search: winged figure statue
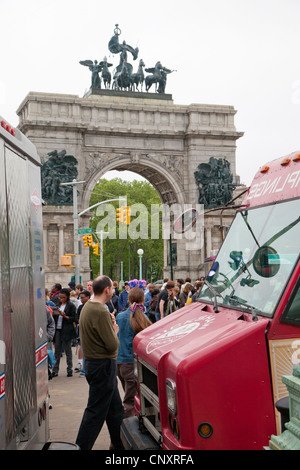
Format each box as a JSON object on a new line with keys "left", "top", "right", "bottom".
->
{"left": 79, "top": 60, "right": 103, "bottom": 89}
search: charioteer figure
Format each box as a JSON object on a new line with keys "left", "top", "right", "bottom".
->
{"left": 108, "top": 24, "right": 139, "bottom": 90}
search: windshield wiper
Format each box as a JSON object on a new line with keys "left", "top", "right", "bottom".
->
{"left": 228, "top": 296, "right": 260, "bottom": 321}
{"left": 204, "top": 280, "right": 223, "bottom": 313}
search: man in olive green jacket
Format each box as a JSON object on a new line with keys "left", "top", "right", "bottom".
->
{"left": 76, "top": 276, "right": 125, "bottom": 450}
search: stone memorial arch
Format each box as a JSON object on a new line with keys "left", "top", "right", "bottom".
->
{"left": 16, "top": 23, "right": 243, "bottom": 286}
{"left": 17, "top": 89, "right": 243, "bottom": 287}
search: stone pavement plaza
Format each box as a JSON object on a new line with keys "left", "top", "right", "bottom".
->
{"left": 48, "top": 348, "right": 124, "bottom": 450}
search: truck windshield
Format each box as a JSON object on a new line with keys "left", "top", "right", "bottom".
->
{"left": 198, "top": 198, "right": 300, "bottom": 317}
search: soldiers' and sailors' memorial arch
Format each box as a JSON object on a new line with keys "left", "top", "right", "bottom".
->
{"left": 17, "top": 25, "right": 244, "bottom": 286}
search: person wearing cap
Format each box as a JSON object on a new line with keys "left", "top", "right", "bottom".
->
{"left": 144, "top": 283, "right": 154, "bottom": 313}
{"left": 118, "top": 282, "right": 130, "bottom": 312}
{"left": 155, "top": 281, "right": 175, "bottom": 321}
{"left": 68, "top": 281, "right": 76, "bottom": 291}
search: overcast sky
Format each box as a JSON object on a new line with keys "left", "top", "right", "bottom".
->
{"left": 1, "top": 0, "right": 299, "bottom": 186}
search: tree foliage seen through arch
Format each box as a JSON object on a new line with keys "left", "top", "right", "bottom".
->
{"left": 88, "top": 178, "right": 164, "bottom": 282}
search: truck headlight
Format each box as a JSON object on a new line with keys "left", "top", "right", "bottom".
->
{"left": 166, "top": 379, "right": 177, "bottom": 415}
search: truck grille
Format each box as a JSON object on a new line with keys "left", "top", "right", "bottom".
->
{"left": 137, "top": 357, "right": 161, "bottom": 444}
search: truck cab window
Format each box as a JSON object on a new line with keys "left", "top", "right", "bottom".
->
{"left": 199, "top": 198, "right": 300, "bottom": 318}
{"left": 281, "top": 279, "right": 300, "bottom": 325}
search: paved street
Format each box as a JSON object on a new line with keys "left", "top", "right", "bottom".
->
{"left": 48, "top": 347, "right": 124, "bottom": 450}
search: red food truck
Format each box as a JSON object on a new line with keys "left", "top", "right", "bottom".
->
{"left": 121, "top": 151, "right": 300, "bottom": 450}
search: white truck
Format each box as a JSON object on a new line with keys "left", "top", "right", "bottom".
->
{"left": 0, "top": 116, "right": 49, "bottom": 449}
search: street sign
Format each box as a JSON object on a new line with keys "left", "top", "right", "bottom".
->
{"left": 78, "top": 228, "right": 93, "bottom": 234}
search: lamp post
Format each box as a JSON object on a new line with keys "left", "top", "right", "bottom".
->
{"left": 80, "top": 197, "right": 124, "bottom": 280}
{"left": 60, "top": 179, "right": 86, "bottom": 285}
{"left": 137, "top": 248, "right": 144, "bottom": 280}
{"left": 95, "top": 230, "right": 109, "bottom": 276}
{"left": 120, "top": 261, "right": 124, "bottom": 287}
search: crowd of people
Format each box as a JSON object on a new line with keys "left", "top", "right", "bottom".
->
{"left": 45, "top": 274, "right": 205, "bottom": 450}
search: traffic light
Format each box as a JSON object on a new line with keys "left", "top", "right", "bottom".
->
{"left": 125, "top": 206, "right": 131, "bottom": 225}
{"left": 116, "top": 206, "right": 131, "bottom": 224}
{"left": 92, "top": 243, "right": 99, "bottom": 255}
{"left": 82, "top": 235, "right": 89, "bottom": 246}
{"left": 116, "top": 206, "right": 126, "bottom": 224}
{"left": 82, "top": 234, "right": 93, "bottom": 246}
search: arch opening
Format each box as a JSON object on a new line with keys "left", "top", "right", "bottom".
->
{"left": 81, "top": 157, "right": 186, "bottom": 211}
{"left": 85, "top": 164, "right": 178, "bottom": 283}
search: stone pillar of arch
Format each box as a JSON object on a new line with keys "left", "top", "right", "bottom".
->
{"left": 17, "top": 90, "right": 243, "bottom": 287}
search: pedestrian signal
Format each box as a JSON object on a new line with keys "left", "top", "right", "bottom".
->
{"left": 60, "top": 255, "right": 72, "bottom": 266}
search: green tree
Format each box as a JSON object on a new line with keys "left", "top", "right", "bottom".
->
{"left": 88, "top": 178, "right": 164, "bottom": 282}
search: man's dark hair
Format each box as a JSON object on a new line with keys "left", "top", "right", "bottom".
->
{"left": 93, "top": 276, "right": 112, "bottom": 295}
{"left": 55, "top": 283, "right": 62, "bottom": 291}
{"left": 151, "top": 288, "right": 160, "bottom": 297}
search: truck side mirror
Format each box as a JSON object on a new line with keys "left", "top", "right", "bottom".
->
{"left": 253, "top": 246, "right": 280, "bottom": 278}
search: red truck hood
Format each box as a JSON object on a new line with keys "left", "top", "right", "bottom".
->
{"left": 134, "top": 302, "right": 270, "bottom": 368}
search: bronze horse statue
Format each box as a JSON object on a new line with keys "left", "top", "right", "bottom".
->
{"left": 145, "top": 61, "right": 162, "bottom": 92}
{"left": 145, "top": 61, "right": 174, "bottom": 93}
{"left": 112, "top": 61, "right": 132, "bottom": 91}
{"left": 100, "top": 57, "right": 113, "bottom": 89}
{"left": 130, "top": 59, "right": 145, "bottom": 91}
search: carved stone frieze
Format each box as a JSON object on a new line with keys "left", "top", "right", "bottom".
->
{"left": 144, "top": 153, "right": 183, "bottom": 179}
{"left": 85, "top": 152, "right": 103, "bottom": 174}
